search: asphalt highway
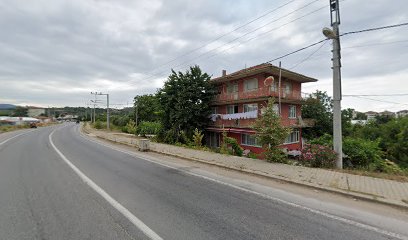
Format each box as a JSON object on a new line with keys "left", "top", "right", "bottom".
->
{"left": 0, "top": 124, "right": 407, "bottom": 240}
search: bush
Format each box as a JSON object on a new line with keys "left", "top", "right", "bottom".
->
{"left": 137, "top": 121, "right": 163, "bottom": 136}
{"left": 178, "top": 130, "right": 191, "bottom": 145}
{"left": 301, "top": 144, "right": 337, "bottom": 168}
{"left": 309, "top": 133, "right": 332, "bottom": 147}
{"left": 192, "top": 128, "right": 204, "bottom": 147}
{"left": 123, "top": 119, "right": 137, "bottom": 134}
{"left": 221, "top": 133, "right": 243, "bottom": 156}
{"left": 308, "top": 135, "right": 384, "bottom": 168}
{"left": 93, "top": 120, "right": 105, "bottom": 129}
{"left": 264, "top": 148, "right": 288, "bottom": 163}
{"left": 369, "top": 159, "right": 403, "bottom": 174}
{"left": 343, "top": 137, "right": 383, "bottom": 168}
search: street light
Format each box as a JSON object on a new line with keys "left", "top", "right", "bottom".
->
{"left": 323, "top": 0, "right": 343, "bottom": 169}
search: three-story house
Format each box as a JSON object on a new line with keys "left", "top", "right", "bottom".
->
{"left": 206, "top": 63, "right": 317, "bottom": 155}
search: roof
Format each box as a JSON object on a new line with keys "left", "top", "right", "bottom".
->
{"left": 211, "top": 63, "right": 318, "bottom": 83}
{"left": 365, "top": 111, "right": 378, "bottom": 115}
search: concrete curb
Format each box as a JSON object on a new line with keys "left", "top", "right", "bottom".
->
{"left": 81, "top": 125, "right": 408, "bottom": 211}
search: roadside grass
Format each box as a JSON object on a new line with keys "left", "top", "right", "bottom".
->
{"left": 334, "top": 168, "right": 408, "bottom": 182}
{"left": 0, "top": 125, "right": 30, "bottom": 133}
{"left": 86, "top": 122, "right": 408, "bottom": 182}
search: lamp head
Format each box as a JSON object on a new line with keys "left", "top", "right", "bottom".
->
{"left": 322, "top": 27, "right": 336, "bottom": 39}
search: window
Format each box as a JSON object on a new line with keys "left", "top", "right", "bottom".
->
{"left": 243, "top": 103, "right": 258, "bottom": 113}
{"left": 226, "top": 83, "right": 238, "bottom": 94}
{"left": 211, "top": 107, "right": 217, "bottom": 114}
{"left": 227, "top": 105, "right": 239, "bottom": 114}
{"left": 244, "top": 78, "right": 258, "bottom": 91}
{"left": 288, "top": 105, "right": 296, "bottom": 118}
{"left": 284, "top": 82, "right": 292, "bottom": 95}
{"left": 242, "top": 134, "right": 260, "bottom": 147}
{"left": 285, "top": 128, "right": 299, "bottom": 144}
{"left": 271, "top": 81, "right": 279, "bottom": 92}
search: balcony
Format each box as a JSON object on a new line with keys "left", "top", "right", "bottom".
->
{"left": 215, "top": 87, "right": 307, "bottom": 103}
{"left": 209, "top": 113, "right": 315, "bottom": 129}
{"left": 210, "top": 111, "right": 257, "bottom": 128}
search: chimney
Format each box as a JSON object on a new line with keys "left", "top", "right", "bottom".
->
{"left": 222, "top": 70, "right": 227, "bottom": 76}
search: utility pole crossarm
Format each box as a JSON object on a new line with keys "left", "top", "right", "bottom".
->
{"left": 90, "top": 91, "right": 110, "bottom": 130}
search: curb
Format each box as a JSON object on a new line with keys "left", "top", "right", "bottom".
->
{"left": 81, "top": 125, "right": 408, "bottom": 211}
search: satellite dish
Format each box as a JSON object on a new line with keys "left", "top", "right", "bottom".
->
{"left": 264, "top": 76, "right": 274, "bottom": 86}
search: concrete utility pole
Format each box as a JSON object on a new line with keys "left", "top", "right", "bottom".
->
{"left": 91, "top": 92, "right": 110, "bottom": 130}
{"left": 323, "top": 0, "right": 342, "bottom": 168}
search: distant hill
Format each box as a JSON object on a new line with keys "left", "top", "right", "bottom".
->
{"left": 0, "top": 104, "right": 17, "bottom": 110}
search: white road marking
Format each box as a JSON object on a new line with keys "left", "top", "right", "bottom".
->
{"left": 78, "top": 126, "right": 408, "bottom": 240}
{"left": 0, "top": 129, "right": 36, "bottom": 146}
{"left": 49, "top": 127, "right": 163, "bottom": 240}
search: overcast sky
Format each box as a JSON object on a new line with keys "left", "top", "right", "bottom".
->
{"left": 0, "top": 0, "right": 407, "bottom": 112}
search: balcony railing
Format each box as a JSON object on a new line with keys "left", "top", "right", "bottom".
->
{"left": 215, "top": 87, "right": 307, "bottom": 102}
{"left": 209, "top": 114, "right": 315, "bottom": 128}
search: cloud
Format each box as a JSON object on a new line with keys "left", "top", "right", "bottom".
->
{"left": 0, "top": 0, "right": 407, "bottom": 111}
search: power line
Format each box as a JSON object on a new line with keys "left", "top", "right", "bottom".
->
{"left": 122, "top": 0, "right": 299, "bottom": 84}
{"left": 340, "top": 22, "right": 408, "bottom": 37}
{"left": 199, "top": 4, "right": 328, "bottom": 65}
{"left": 266, "top": 38, "right": 328, "bottom": 63}
{"left": 265, "top": 22, "right": 408, "bottom": 64}
{"left": 348, "top": 96, "right": 408, "bottom": 106}
{"left": 147, "top": 0, "right": 298, "bottom": 69}
{"left": 154, "top": 2, "right": 328, "bottom": 78}
{"left": 125, "top": 0, "right": 326, "bottom": 86}
{"left": 289, "top": 40, "right": 328, "bottom": 69}
{"left": 344, "top": 94, "right": 408, "bottom": 97}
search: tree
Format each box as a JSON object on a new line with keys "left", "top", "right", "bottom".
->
{"left": 134, "top": 94, "right": 161, "bottom": 125}
{"left": 254, "top": 98, "right": 290, "bottom": 163}
{"left": 11, "top": 106, "right": 28, "bottom": 117}
{"left": 157, "top": 65, "right": 217, "bottom": 141}
{"left": 301, "top": 91, "right": 333, "bottom": 139}
{"left": 353, "top": 111, "right": 367, "bottom": 120}
{"left": 341, "top": 108, "right": 354, "bottom": 137}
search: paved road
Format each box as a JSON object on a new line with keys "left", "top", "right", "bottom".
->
{"left": 0, "top": 123, "right": 407, "bottom": 240}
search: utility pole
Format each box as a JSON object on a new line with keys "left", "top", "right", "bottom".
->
{"left": 91, "top": 92, "right": 110, "bottom": 130}
{"left": 90, "top": 92, "right": 97, "bottom": 123}
{"left": 278, "top": 61, "right": 282, "bottom": 115}
{"left": 323, "top": 0, "right": 342, "bottom": 168}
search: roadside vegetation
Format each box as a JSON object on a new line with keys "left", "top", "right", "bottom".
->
{"left": 0, "top": 124, "right": 30, "bottom": 133}
{"left": 301, "top": 90, "right": 408, "bottom": 178}
{"left": 86, "top": 66, "right": 407, "bottom": 180}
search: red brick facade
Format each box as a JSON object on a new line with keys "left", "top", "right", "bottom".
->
{"left": 206, "top": 63, "right": 317, "bottom": 157}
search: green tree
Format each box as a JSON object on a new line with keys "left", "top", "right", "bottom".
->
{"left": 254, "top": 98, "right": 290, "bottom": 163}
{"left": 301, "top": 91, "right": 333, "bottom": 139}
{"left": 11, "top": 106, "right": 28, "bottom": 117}
{"left": 134, "top": 94, "right": 161, "bottom": 125}
{"left": 157, "top": 65, "right": 217, "bottom": 142}
{"left": 353, "top": 111, "right": 367, "bottom": 120}
{"left": 341, "top": 108, "right": 354, "bottom": 137}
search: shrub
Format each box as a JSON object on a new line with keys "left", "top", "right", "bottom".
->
{"left": 309, "top": 133, "right": 332, "bottom": 147}
{"left": 178, "top": 130, "right": 191, "bottom": 145}
{"left": 221, "top": 132, "right": 243, "bottom": 156}
{"left": 343, "top": 137, "right": 383, "bottom": 168}
{"left": 264, "top": 148, "right": 288, "bottom": 163}
{"left": 301, "top": 144, "right": 337, "bottom": 168}
{"left": 93, "top": 120, "right": 105, "bottom": 129}
{"left": 124, "top": 119, "right": 137, "bottom": 134}
{"left": 192, "top": 128, "right": 204, "bottom": 147}
{"left": 369, "top": 159, "right": 403, "bottom": 174}
{"left": 137, "top": 121, "right": 163, "bottom": 136}
{"left": 308, "top": 135, "right": 384, "bottom": 168}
